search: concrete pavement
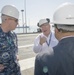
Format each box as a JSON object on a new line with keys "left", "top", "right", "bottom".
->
{"left": 19, "top": 57, "right": 35, "bottom": 71}
{"left": 17, "top": 33, "right": 39, "bottom": 75}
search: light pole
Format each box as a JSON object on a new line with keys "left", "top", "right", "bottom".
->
{"left": 24, "top": 0, "right": 27, "bottom": 33}
{"left": 21, "top": 9, "right": 24, "bottom": 33}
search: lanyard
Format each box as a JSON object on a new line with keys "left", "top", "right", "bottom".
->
{"left": 46, "top": 33, "right": 52, "bottom": 46}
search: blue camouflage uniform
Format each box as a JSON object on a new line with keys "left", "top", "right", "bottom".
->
{"left": 0, "top": 27, "right": 21, "bottom": 75}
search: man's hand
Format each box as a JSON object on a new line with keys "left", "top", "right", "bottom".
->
{"left": 40, "top": 36, "right": 46, "bottom": 45}
{"left": 0, "top": 64, "right": 5, "bottom": 72}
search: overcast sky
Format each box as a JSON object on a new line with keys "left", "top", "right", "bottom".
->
{"left": 0, "top": 0, "right": 74, "bottom": 28}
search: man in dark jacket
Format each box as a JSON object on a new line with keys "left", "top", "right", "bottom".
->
{"left": 34, "top": 2, "right": 74, "bottom": 75}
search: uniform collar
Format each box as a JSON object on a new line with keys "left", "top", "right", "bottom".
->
{"left": 60, "top": 35, "right": 74, "bottom": 41}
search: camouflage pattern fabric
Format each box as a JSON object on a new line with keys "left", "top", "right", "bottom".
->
{"left": 0, "top": 27, "right": 21, "bottom": 75}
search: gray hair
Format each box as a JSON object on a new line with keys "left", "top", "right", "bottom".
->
{"left": 57, "top": 25, "right": 74, "bottom": 32}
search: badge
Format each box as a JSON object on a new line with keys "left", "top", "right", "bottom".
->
{"left": 43, "top": 66, "right": 48, "bottom": 73}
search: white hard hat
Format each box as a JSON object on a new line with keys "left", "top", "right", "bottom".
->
{"left": 1, "top": 5, "right": 19, "bottom": 19}
{"left": 53, "top": 2, "right": 74, "bottom": 25}
{"left": 37, "top": 18, "right": 50, "bottom": 27}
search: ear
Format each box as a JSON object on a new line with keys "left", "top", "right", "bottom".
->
{"left": 46, "top": 18, "right": 50, "bottom": 23}
{"left": 55, "top": 28, "right": 63, "bottom": 35}
{"left": 37, "top": 23, "right": 39, "bottom": 27}
{"left": 55, "top": 28, "right": 58, "bottom": 33}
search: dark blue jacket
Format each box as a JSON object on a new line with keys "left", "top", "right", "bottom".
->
{"left": 34, "top": 37, "right": 74, "bottom": 75}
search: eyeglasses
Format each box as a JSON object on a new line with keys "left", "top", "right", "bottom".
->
{"left": 8, "top": 18, "right": 18, "bottom": 22}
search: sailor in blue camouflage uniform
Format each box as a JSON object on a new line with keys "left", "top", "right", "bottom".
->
{"left": 0, "top": 5, "right": 21, "bottom": 75}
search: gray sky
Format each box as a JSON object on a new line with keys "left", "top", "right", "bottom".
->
{"left": 0, "top": 0, "right": 74, "bottom": 28}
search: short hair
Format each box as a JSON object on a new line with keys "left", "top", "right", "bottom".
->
{"left": 54, "top": 24, "right": 74, "bottom": 32}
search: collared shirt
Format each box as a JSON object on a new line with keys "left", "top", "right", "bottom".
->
{"left": 0, "top": 27, "right": 21, "bottom": 75}
{"left": 33, "top": 31, "right": 58, "bottom": 53}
